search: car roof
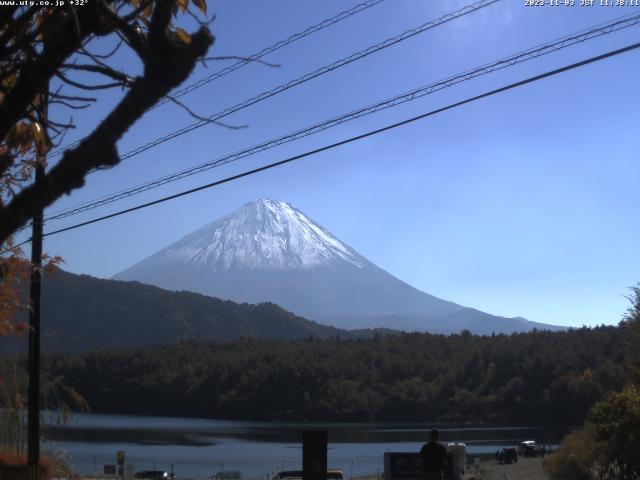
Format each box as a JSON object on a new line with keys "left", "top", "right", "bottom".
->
{"left": 134, "top": 472, "right": 168, "bottom": 479}
{"left": 276, "top": 470, "right": 343, "bottom": 479}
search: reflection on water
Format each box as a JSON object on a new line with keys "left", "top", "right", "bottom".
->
{"left": 42, "top": 413, "right": 570, "bottom": 479}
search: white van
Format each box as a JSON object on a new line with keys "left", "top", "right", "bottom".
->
{"left": 272, "top": 469, "right": 344, "bottom": 480}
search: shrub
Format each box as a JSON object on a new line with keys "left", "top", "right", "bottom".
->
{"left": 591, "top": 461, "right": 640, "bottom": 480}
{"left": 0, "top": 451, "right": 51, "bottom": 480}
{"left": 544, "top": 425, "right": 602, "bottom": 480}
{"left": 589, "top": 386, "right": 640, "bottom": 475}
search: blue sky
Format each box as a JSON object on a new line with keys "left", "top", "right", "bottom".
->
{"left": 25, "top": 0, "right": 640, "bottom": 328}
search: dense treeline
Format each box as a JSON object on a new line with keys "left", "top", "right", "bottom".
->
{"left": 544, "top": 287, "right": 640, "bottom": 480}
{"left": 38, "top": 325, "right": 630, "bottom": 426}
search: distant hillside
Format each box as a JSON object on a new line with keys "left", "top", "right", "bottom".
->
{"left": 1, "top": 268, "right": 352, "bottom": 353}
{"left": 114, "top": 199, "right": 565, "bottom": 334}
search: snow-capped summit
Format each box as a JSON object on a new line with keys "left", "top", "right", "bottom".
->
{"left": 114, "top": 199, "right": 559, "bottom": 334}
{"left": 123, "top": 199, "right": 364, "bottom": 273}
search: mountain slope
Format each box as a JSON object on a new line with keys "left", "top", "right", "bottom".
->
{"left": 114, "top": 199, "right": 563, "bottom": 334}
{"left": 1, "top": 268, "right": 351, "bottom": 353}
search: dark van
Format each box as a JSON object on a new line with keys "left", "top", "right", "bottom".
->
{"left": 497, "top": 448, "right": 518, "bottom": 464}
{"left": 134, "top": 471, "right": 170, "bottom": 479}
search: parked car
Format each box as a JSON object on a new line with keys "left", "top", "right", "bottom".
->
{"left": 326, "top": 469, "right": 344, "bottom": 480}
{"left": 213, "top": 471, "right": 242, "bottom": 480}
{"left": 523, "top": 444, "right": 546, "bottom": 457}
{"left": 517, "top": 440, "right": 536, "bottom": 454}
{"left": 497, "top": 447, "right": 518, "bottom": 464}
{"left": 272, "top": 470, "right": 303, "bottom": 480}
{"left": 272, "top": 469, "right": 343, "bottom": 480}
{"left": 134, "top": 471, "right": 170, "bottom": 480}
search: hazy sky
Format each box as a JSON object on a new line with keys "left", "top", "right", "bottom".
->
{"left": 22, "top": 0, "right": 640, "bottom": 328}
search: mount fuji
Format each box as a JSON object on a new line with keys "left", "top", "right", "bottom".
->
{"left": 114, "top": 199, "right": 562, "bottom": 334}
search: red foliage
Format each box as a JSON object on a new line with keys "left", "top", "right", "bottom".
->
{"left": 0, "top": 452, "right": 51, "bottom": 480}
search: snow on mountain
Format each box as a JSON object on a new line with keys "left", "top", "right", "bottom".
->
{"left": 114, "top": 199, "right": 563, "bottom": 334}
{"left": 128, "top": 199, "right": 364, "bottom": 273}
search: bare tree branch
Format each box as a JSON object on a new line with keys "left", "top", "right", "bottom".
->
{"left": 122, "top": 0, "right": 154, "bottom": 22}
{"left": 56, "top": 71, "right": 127, "bottom": 91}
{"left": 203, "top": 55, "right": 281, "bottom": 68}
{"left": 183, "top": 5, "right": 216, "bottom": 28}
{"left": 78, "top": 40, "right": 124, "bottom": 60}
{"left": 164, "top": 94, "right": 247, "bottom": 129}
{"left": 50, "top": 100, "right": 92, "bottom": 110}
{"left": 77, "top": 46, "right": 119, "bottom": 72}
{"left": 0, "top": 0, "right": 214, "bottom": 244}
{"left": 46, "top": 119, "right": 75, "bottom": 130}
{"left": 60, "top": 63, "right": 134, "bottom": 85}
{"left": 111, "top": 18, "right": 148, "bottom": 59}
{"left": 50, "top": 92, "right": 97, "bottom": 103}
{"left": 0, "top": 6, "right": 40, "bottom": 60}
{"left": 0, "top": 6, "right": 109, "bottom": 141}
{"left": 50, "top": 127, "right": 71, "bottom": 149}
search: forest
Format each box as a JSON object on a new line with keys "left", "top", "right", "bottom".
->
{"left": 24, "top": 324, "right": 631, "bottom": 426}
{"left": 0, "top": 268, "right": 353, "bottom": 354}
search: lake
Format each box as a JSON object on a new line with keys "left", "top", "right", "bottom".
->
{"left": 41, "top": 413, "right": 569, "bottom": 479}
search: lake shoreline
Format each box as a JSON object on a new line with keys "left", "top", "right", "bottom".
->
{"left": 76, "top": 457, "right": 551, "bottom": 480}
{"left": 40, "top": 412, "right": 564, "bottom": 479}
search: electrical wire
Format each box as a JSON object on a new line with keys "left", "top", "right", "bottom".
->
{"left": 20, "top": 40, "right": 639, "bottom": 245}
{"left": 47, "top": 0, "right": 389, "bottom": 159}
{"left": 156, "top": 0, "right": 388, "bottom": 106}
{"left": 47, "top": 0, "right": 500, "bottom": 167}
{"left": 43, "top": 11, "right": 640, "bottom": 222}
{"left": 111, "top": 0, "right": 499, "bottom": 164}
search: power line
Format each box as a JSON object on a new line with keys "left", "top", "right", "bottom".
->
{"left": 47, "top": 0, "right": 388, "bottom": 159}
{"left": 26, "top": 41, "right": 640, "bottom": 244}
{"left": 156, "top": 0, "right": 388, "bottom": 106}
{"left": 43, "top": 12, "right": 640, "bottom": 222}
{"left": 116, "top": 0, "right": 499, "bottom": 161}
{"left": 47, "top": 0, "right": 500, "bottom": 167}
{"left": 44, "top": 0, "right": 502, "bottom": 220}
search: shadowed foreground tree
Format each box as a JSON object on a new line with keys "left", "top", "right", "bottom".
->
{"left": 622, "top": 284, "right": 640, "bottom": 385}
{"left": 545, "top": 285, "right": 640, "bottom": 480}
{"left": 0, "top": 356, "right": 89, "bottom": 456}
{"left": 0, "top": 0, "right": 215, "bottom": 335}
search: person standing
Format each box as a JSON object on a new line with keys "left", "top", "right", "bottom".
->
{"left": 419, "top": 428, "right": 447, "bottom": 480}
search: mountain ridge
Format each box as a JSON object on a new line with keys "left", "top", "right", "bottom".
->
{"left": 114, "top": 199, "right": 564, "bottom": 334}
{"left": 120, "top": 199, "right": 366, "bottom": 274}
{"left": 0, "top": 268, "right": 358, "bottom": 354}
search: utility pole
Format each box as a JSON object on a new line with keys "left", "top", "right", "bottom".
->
{"left": 302, "top": 430, "right": 327, "bottom": 480}
{"left": 26, "top": 154, "right": 44, "bottom": 479}
{"left": 27, "top": 88, "right": 47, "bottom": 480}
